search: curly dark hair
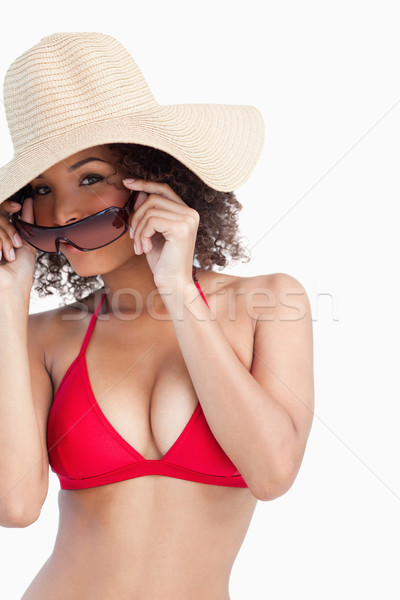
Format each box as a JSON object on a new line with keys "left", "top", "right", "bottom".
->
{"left": 10, "top": 143, "right": 251, "bottom": 305}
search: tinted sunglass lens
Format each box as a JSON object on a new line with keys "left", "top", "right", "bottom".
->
{"left": 14, "top": 220, "right": 58, "bottom": 252}
{"left": 64, "top": 208, "right": 127, "bottom": 249}
{"left": 12, "top": 199, "right": 132, "bottom": 253}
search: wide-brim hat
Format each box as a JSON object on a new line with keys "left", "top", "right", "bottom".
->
{"left": 0, "top": 32, "right": 265, "bottom": 206}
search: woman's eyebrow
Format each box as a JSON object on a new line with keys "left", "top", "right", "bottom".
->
{"left": 35, "top": 157, "right": 110, "bottom": 179}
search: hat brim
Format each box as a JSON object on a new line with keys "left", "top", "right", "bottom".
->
{"left": 0, "top": 103, "right": 264, "bottom": 204}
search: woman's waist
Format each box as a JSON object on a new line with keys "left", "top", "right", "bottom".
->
{"left": 53, "top": 505, "right": 242, "bottom": 571}
{"left": 53, "top": 477, "right": 255, "bottom": 572}
{"left": 56, "top": 492, "right": 248, "bottom": 557}
{"left": 24, "top": 550, "right": 231, "bottom": 600}
{"left": 47, "top": 526, "right": 233, "bottom": 600}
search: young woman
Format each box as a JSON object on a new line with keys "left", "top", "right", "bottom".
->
{"left": 0, "top": 33, "right": 314, "bottom": 599}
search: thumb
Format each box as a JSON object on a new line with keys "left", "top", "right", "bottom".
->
{"left": 21, "top": 196, "right": 35, "bottom": 224}
{"left": 18, "top": 196, "right": 38, "bottom": 258}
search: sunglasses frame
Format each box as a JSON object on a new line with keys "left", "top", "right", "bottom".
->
{"left": 10, "top": 190, "right": 138, "bottom": 255}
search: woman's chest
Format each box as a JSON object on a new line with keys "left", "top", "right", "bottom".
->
{"left": 49, "top": 296, "right": 255, "bottom": 461}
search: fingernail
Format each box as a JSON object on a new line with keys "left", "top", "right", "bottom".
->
{"left": 123, "top": 178, "right": 137, "bottom": 184}
{"left": 134, "top": 242, "right": 138, "bottom": 254}
{"left": 13, "top": 233, "right": 22, "bottom": 246}
{"left": 129, "top": 227, "right": 134, "bottom": 239}
{"left": 9, "top": 248, "right": 15, "bottom": 260}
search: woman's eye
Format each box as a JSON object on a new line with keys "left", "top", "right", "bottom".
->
{"left": 33, "top": 175, "right": 103, "bottom": 196}
{"left": 34, "top": 185, "right": 50, "bottom": 196}
{"left": 81, "top": 175, "right": 104, "bottom": 185}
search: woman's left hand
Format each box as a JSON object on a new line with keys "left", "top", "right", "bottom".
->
{"left": 123, "top": 179, "right": 200, "bottom": 290}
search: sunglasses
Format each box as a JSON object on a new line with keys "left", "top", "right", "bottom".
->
{"left": 9, "top": 190, "right": 139, "bottom": 254}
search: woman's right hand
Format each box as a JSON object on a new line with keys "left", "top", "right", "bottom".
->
{"left": 0, "top": 197, "right": 37, "bottom": 293}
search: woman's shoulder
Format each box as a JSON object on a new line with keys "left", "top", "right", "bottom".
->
{"left": 201, "top": 269, "right": 308, "bottom": 323}
{"left": 203, "top": 267, "right": 301, "bottom": 284}
{"left": 202, "top": 268, "right": 303, "bottom": 296}
{"left": 28, "top": 288, "right": 102, "bottom": 350}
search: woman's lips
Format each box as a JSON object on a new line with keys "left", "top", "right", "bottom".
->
{"left": 58, "top": 241, "right": 85, "bottom": 254}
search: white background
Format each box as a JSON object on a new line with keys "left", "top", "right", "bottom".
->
{"left": 1, "top": 1, "right": 399, "bottom": 598}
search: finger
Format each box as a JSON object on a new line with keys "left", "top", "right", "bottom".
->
{"left": 123, "top": 179, "right": 185, "bottom": 205}
{"left": 129, "top": 194, "right": 196, "bottom": 239}
{"left": 132, "top": 209, "right": 184, "bottom": 253}
{"left": 0, "top": 228, "right": 18, "bottom": 261}
{"left": 0, "top": 199, "right": 22, "bottom": 217}
{"left": 0, "top": 209, "right": 24, "bottom": 253}
{"left": 136, "top": 214, "right": 196, "bottom": 254}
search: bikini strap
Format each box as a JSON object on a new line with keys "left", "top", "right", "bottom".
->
{"left": 79, "top": 272, "right": 207, "bottom": 357}
{"left": 79, "top": 292, "right": 107, "bottom": 356}
{"left": 192, "top": 267, "right": 210, "bottom": 310}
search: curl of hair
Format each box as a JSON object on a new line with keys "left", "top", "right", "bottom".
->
{"left": 9, "top": 143, "right": 251, "bottom": 305}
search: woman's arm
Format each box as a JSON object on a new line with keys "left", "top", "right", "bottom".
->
{"left": 160, "top": 272, "right": 314, "bottom": 501}
{"left": 0, "top": 290, "right": 51, "bottom": 527}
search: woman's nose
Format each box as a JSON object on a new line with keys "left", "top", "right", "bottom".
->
{"left": 52, "top": 195, "right": 86, "bottom": 226}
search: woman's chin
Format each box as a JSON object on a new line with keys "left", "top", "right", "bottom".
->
{"left": 63, "top": 247, "right": 136, "bottom": 278}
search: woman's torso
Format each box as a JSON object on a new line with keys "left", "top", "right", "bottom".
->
{"left": 22, "top": 270, "right": 261, "bottom": 600}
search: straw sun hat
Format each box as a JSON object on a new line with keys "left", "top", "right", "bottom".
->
{"left": 0, "top": 31, "right": 265, "bottom": 206}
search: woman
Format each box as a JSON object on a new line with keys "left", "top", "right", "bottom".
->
{"left": 0, "top": 33, "right": 314, "bottom": 599}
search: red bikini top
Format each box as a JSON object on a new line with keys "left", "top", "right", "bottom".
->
{"left": 47, "top": 272, "right": 248, "bottom": 490}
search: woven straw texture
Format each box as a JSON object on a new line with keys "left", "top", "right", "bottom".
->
{"left": 0, "top": 32, "right": 265, "bottom": 204}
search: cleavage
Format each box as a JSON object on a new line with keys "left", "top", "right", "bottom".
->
{"left": 85, "top": 318, "right": 199, "bottom": 460}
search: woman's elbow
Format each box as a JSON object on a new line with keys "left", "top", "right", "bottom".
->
{"left": 251, "top": 461, "right": 299, "bottom": 501}
{"left": 253, "top": 476, "right": 296, "bottom": 501}
{"left": 0, "top": 500, "right": 42, "bottom": 528}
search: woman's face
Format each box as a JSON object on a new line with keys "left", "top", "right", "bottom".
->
{"left": 29, "top": 144, "right": 129, "bottom": 227}
{"left": 28, "top": 144, "right": 138, "bottom": 274}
